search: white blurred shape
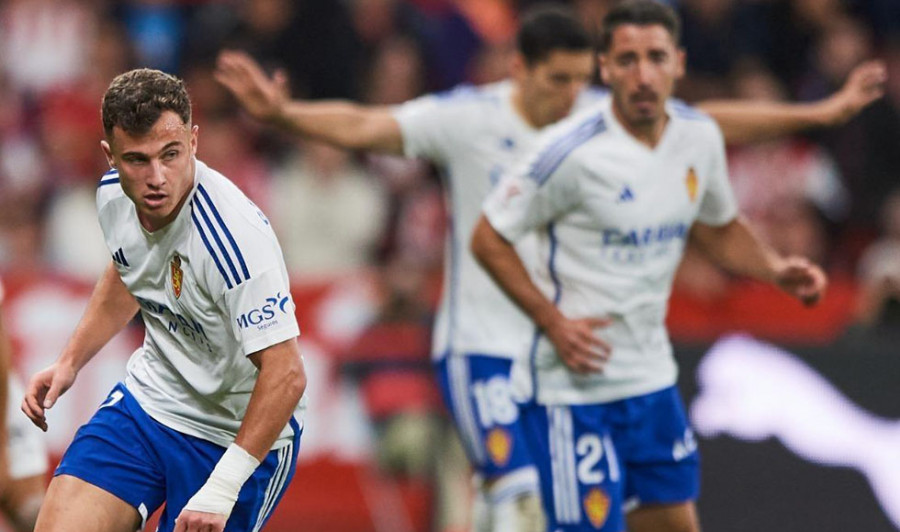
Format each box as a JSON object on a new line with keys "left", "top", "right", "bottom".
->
{"left": 691, "top": 334, "right": 900, "bottom": 528}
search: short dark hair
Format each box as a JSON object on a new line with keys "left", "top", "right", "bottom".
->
{"left": 599, "top": 0, "right": 681, "bottom": 53}
{"left": 517, "top": 5, "right": 592, "bottom": 65}
{"left": 101, "top": 68, "right": 192, "bottom": 138}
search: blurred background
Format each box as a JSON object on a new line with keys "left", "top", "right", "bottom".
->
{"left": 0, "top": 0, "right": 898, "bottom": 530}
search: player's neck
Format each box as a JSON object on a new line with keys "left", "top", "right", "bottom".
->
{"left": 612, "top": 99, "right": 668, "bottom": 148}
{"left": 511, "top": 85, "right": 550, "bottom": 129}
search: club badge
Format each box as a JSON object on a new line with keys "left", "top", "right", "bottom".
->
{"left": 685, "top": 167, "right": 698, "bottom": 202}
{"left": 584, "top": 487, "right": 611, "bottom": 529}
{"left": 171, "top": 254, "right": 183, "bottom": 299}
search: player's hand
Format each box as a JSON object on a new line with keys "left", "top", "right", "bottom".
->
{"left": 21, "top": 362, "right": 76, "bottom": 431}
{"left": 544, "top": 316, "right": 612, "bottom": 374}
{"left": 215, "top": 50, "right": 290, "bottom": 124}
{"left": 174, "top": 509, "right": 228, "bottom": 532}
{"left": 775, "top": 256, "right": 828, "bottom": 307}
{"left": 824, "top": 60, "right": 887, "bottom": 125}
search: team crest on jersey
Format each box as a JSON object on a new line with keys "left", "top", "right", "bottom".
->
{"left": 170, "top": 254, "right": 183, "bottom": 299}
{"left": 486, "top": 427, "right": 512, "bottom": 467}
{"left": 685, "top": 168, "right": 698, "bottom": 202}
{"left": 583, "top": 487, "right": 611, "bottom": 529}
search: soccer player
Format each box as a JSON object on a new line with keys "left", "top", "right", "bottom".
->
{"left": 214, "top": 6, "right": 881, "bottom": 530}
{"left": 21, "top": 69, "right": 307, "bottom": 532}
{"left": 470, "top": 1, "right": 827, "bottom": 532}
{"left": 0, "top": 277, "right": 48, "bottom": 532}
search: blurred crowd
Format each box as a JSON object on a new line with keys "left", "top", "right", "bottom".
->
{"left": 0, "top": 0, "right": 899, "bottom": 322}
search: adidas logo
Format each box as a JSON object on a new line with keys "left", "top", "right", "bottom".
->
{"left": 112, "top": 247, "right": 130, "bottom": 268}
{"left": 618, "top": 185, "right": 635, "bottom": 203}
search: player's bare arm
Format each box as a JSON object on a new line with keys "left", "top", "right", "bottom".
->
{"left": 175, "top": 338, "right": 306, "bottom": 532}
{"left": 689, "top": 218, "right": 828, "bottom": 306}
{"left": 22, "top": 263, "right": 139, "bottom": 431}
{"left": 215, "top": 50, "right": 404, "bottom": 154}
{"left": 471, "top": 215, "right": 611, "bottom": 374}
{"left": 699, "top": 60, "right": 887, "bottom": 145}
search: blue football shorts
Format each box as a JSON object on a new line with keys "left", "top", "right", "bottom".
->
{"left": 434, "top": 354, "right": 539, "bottom": 499}
{"left": 521, "top": 385, "right": 699, "bottom": 531}
{"left": 56, "top": 383, "right": 301, "bottom": 532}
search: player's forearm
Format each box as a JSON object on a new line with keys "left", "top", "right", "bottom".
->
{"left": 57, "top": 263, "right": 139, "bottom": 374}
{"left": 275, "top": 100, "right": 404, "bottom": 155}
{"left": 689, "top": 218, "right": 783, "bottom": 283}
{"left": 699, "top": 100, "right": 831, "bottom": 145}
{"left": 235, "top": 339, "right": 306, "bottom": 461}
{"left": 181, "top": 343, "right": 304, "bottom": 521}
{"left": 471, "top": 216, "right": 562, "bottom": 331}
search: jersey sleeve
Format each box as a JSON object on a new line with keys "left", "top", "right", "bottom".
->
{"left": 194, "top": 181, "right": 300, "bottom": 356}
{"left": 696, "top": 124, "right": 739, "bottom": 226}
{"left": 392, "top": 87, "right": 473, "bottom": 164}
{"left": 482, "top": 132, "right": 583, "bottom": 242}
{"left": 224, "top": 265, "right": 300, "bottom": 356}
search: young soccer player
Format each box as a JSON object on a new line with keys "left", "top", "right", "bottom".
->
{"left": 22, "top": 69, "right": 307, "bottom": 532}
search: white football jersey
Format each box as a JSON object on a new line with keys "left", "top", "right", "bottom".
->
{"left": 97, "top": 160, "right": 302, "bottom": 449}
{"left": 484, "top": 97, "right": 738, "bottom": 405}
{"left": 394, "top": 80, "right": 607, "bottom": 361}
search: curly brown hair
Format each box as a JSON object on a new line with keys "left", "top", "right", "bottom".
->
{"left": 101, "top": 68, "right": 192, "bottom": 138}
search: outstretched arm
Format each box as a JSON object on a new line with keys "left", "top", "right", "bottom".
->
{"left": 689, "top": 217, "right": 828, "bottom": 306}
{"left": 177, "top": 338, "right": 305, "bottom": 532}
{"left": 215, "top": 50, "right": 404, "bottom": 154}
{"left": 699, "top": 60, "right": 886, "bottom": 145}
{"left": 21, "top": 263, "right": 138, "bottom": 431}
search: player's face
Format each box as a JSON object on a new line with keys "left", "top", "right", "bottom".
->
{"left": 518, "top": 49, "right": 594, "bottom": 127}
{"left": 101, "top": 111, "right": 198, "bottom": 232}
{"left": 600, "top": 24, "right": 685, "bottom": 129}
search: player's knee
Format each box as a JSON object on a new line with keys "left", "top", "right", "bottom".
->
{"left": 491, "top": 491, "right": 545, "bottom": 532}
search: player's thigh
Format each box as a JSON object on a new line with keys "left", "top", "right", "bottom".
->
{"left": 156, "top": 420, "right": 302, "bottom": 532}
{"left": 35, "top": 474, "right": 141, "bottom": 532}
{"left": 519, "top": 402, "right": 625, "bottom": 532}
{"left": 434, "top": 354, "right": 535, "bottom": 481}
{"left": 612, "top": 386, "right": 699, "bottom": 509}
{"left": 0, "top": 474, "right": 45, "bottom": 531}
{"left": 626, "top": 501, "right": 700, "bottom": 532}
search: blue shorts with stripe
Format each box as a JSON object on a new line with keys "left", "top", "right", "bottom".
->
{"left": 55, "top": 383, "right": 300, "bottom": 532}
{"left": 521, "top": 386, "right": 699, "bottom": 531}
{"left": 434, "top": 354, "right": 538, "bottom": 492}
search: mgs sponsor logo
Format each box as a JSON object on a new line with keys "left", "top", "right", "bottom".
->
{"left": 236, "top": 292, "right": 291, "bottom": 331}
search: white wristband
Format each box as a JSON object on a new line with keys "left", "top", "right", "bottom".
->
{"left": 183, "top": 443, "right": 261, "bottom": 518}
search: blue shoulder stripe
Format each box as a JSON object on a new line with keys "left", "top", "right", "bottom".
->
{"left": 528, "top": 114, "right": 606, "bottom": 186}
{"left": 98, "top": 172, "right": 120, "bottom": 187}
{"left": 191, "top": 201, "right": 234, "bottom": 289}
{"left": 193, "top": 197, "right": 243, "bottom": 287}
{"left": 197, "top": 184, "right": 251, "bottom": 282}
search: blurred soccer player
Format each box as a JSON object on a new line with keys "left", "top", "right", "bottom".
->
{"left": 21, "top": 69, "right": 307, "bottom": 532}
{"left": 471, "top": 1, "right": 827, "bottom": 531}
{"left": 215, "top": 6, "right": 881, "bottom": 530}
{"left": 0, "top": 278, "right": 47, "bottom": 532}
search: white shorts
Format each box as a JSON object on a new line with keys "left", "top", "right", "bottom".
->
{"left": 7, "top": 376, "right": 47, "bottom": 480}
